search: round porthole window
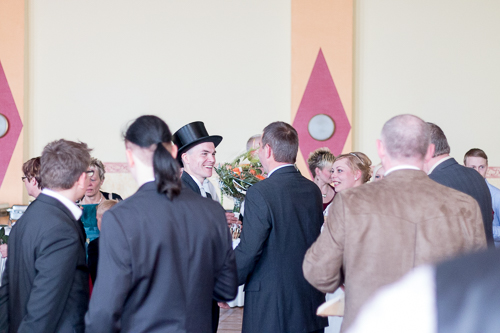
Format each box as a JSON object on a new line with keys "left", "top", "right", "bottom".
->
{"left": 0, "top": 114, "right": 8, "bottom": 138}
{"left": 308, "top": 114, "right": 335, "bottom": 141}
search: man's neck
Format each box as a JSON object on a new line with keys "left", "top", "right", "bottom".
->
{"left": 383, "top": 158, "right": 424, "bottom": 173}
{"left": 424, "top": 154, "right": 450, "bottom": 174}
{"left": 48, "top": 187, "right": 80, "bottom": 203}
{"left": 265, "top": 161, "right": 291, "bottom": 174}
{"left": 183, "top": 168, "right": 205, "bottom": 184}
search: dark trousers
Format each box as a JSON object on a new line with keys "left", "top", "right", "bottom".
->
{"left": 212, "top": 299, "right": 220, "bottom": 333}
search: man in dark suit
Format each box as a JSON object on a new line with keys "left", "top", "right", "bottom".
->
{"left": 424, "top": 123, "right": 494, "bottom": 247}
{"left": 0, "top": 139, "right": 92, "bottom": 333}
{"left": 85, "top": 115, "right": 237, "bottom": 332}
{"left": 173, "top": 121, "right": 238, "bottom": 332}
{"left": 235, "top": 121, "right": 328, "bottom": 333}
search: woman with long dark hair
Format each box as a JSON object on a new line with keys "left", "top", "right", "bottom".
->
{"left": 85, "top": 115, "right": 237, "bottom": 332}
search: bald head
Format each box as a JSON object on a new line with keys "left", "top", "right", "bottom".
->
{"left": 380, "top": 114, "right": 430, "bottom": 161}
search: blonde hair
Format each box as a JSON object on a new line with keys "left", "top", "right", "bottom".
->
{"left": 335, "top": 152, "right": 372, "bottom": 183}
{"left": 307, "top": 148, "right": 335, "bottom": 178}
{"left": 96, "top": 200, "right": 118, "bottom": 218}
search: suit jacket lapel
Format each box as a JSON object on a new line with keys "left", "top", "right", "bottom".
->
{"left": 181, "top": 171, "right": 202, "bottom": 195}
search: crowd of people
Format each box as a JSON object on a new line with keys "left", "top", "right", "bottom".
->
{"left": 0, "top": 113, "right": 498, "bottom": 333}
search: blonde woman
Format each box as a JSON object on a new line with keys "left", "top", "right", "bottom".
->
{"left": 331, "top": 152, "right": 372, "bottom": 192}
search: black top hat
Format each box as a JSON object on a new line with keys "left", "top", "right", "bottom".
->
{"left": 172, "top": 121, "right": 223, "bottom": 166}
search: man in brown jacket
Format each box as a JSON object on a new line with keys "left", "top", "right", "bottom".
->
{"left": 303, "top": 114, "right": 487, "bottom": 332}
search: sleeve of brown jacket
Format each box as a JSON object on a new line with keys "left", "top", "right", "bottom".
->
{"left": 303, "top": 194, "right": 345, "bottom": 293}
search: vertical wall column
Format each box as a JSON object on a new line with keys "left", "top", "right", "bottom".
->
{"left": 291, "top": 0, "right": 353, "bottom": 177}
{"left": 0, "top": 0, "right": 26, "bottom": 205}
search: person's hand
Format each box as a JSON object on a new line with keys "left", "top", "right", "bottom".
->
{"left": 218, "top": 302, "right": 230, "bottom": 309}
{"left": 0, "top": 244, "right": 7, "bottom": 258}
{"left": 225, "top": 212, "right": 240, "bottom": 227}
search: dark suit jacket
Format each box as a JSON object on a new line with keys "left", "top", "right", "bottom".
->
{"left": 429, "top": 158, "right": 494, "bottom": 247}
{"left": 436, "top": 249, "right": 500, "bottom": 333}
{"left": 181, "top": 171, "right": 201, "bottom": 195}
{"left": 0, "top": 194, "right": 89, "bottom": 333}
{"left": 235, "top": 166, "right": 328, "bottom": 333}
{"left": 85, "top": 181, "right": 237, "bottom": 333}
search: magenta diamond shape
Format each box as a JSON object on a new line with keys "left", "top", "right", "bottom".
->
{"left": 293, "top": 49, "right": 351, "bottom": 175}
{"left": 0, "top": 60, "right": 23, "bottom": 188}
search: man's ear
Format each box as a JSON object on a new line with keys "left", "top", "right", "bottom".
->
{"left": 265, "top": 144, "right": 272, "bottom": 159}
{"left": 424, "top": 143, "right": 435, "bottom": 163}
{"left": 355, "top": 169, "right": 362, "bottom": 180}
{"left": 181, "top": 152, "right": 189, "bottom": 167}
{"left": 376, "top": 139, "right": 385, "bottom": 161}
{"left": 76, "top": 171, "right": 87, "bottom": 189}
{"left": 30, "top": 177, "right": 37, "bottom": 187}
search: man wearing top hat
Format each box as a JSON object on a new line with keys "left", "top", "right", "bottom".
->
{"left": 172, "top": 121, "right": 238, "bottom": 333}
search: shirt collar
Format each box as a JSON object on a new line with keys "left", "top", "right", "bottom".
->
{"left": 427, "top": 156, "right": 453, "bottom": 175}
{"left": 267, "top": 164, "right": 294, "bottom": 178}
{"left": 384, "top": 165, "right": 421, "bottom": 176}
{"left": 187, "top": 172, "right": 204, "bottom": 189}
{"left": 42, "top": 188, "right": 82, "bottom": 220}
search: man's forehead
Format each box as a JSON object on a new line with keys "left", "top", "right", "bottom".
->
{"left": 466, "top": 156, "right": 487, "bottom": 165}
{"left": 187, "top": 141, "right": 216, "bottom": 154}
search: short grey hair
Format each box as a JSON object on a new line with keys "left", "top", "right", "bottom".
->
{"left": 246, "top": 134, "right": 261, "bottom": 151}
{"left": 380, "top": 114, "right": 430, "bottom": 161}
{"left": 427, "top": 123, "right": 451, "bottom": 157}
{"left": 90, "top": 157, "right": 106, "bottom": 181}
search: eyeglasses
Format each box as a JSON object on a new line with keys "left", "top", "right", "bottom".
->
{"left": 85, "top": 170, "right": 95, "bottom": 177}
{"left": 21, "top": 176, "right": 28, "bottom": 182}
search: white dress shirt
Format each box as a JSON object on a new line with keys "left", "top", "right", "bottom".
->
{"left": 42, "top": 188, "right": 82, "bottom": 220}
{"left": 187, "top": 173, "right": 220, "bottom": 203}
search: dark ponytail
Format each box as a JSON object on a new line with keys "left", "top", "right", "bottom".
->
{"left": 153, "top": 142, "right": 181, "bottom": 199}
{"left": 124, "top": 115, "right": 182, "bottom": 200}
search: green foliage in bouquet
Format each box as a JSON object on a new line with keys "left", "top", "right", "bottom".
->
{"left": 0, "top": 227, "right": 8, "bottom": 245}
{"left": 214, "top": 149, "right": 265, "bottom": 201}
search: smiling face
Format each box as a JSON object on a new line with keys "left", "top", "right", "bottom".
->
{"left": 182, "top": 141, "right": 216, "bottom": 183}
{"left": 86, "top": 166, "right": 104, "bottom": 198}
{"left": 465, "top": 156, "right": 488, "bottom": 178}
{"left": 331, "top": 158, "right": 360, "bottom": 192}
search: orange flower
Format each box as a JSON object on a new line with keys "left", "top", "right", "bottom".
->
{"left": 232, "top": 167, "right": 241, "bottom": 175}
{"left": 256, "top": 175, "right": 265, "bottom": 180}
{"left": 249, "top": 169, "right": 256, "bottom": 175}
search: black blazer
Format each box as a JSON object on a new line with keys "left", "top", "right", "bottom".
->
{"left": 0, "top": 194, "right": 89, "bottom": 333}
{"left": 429, "top": 158, "right": 494, "bottom": 247}
{"left": 436, "top": 249, "right": 500, "bottom": 333}
{"left": 181, "top": 171, "right": 202, "bottom": 195}
{"left": 85, "top": 181, "right": 237, "bottom": 332}
{"left": 235, "top": 166, "right": 328, "bottom": 333}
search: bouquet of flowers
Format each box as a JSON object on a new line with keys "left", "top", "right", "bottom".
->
{"left": 214, "top": 149, "right": 265, "bottom": 209}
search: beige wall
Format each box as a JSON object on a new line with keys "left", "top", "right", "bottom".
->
{"left": 354, "top": 0, "right": 500, "bottom": 167}
{"left": 24, "top": 1, "right": 500, "bottom": 199}
{"left": 29, "top": 0, "right": 291, "bottom": 164}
